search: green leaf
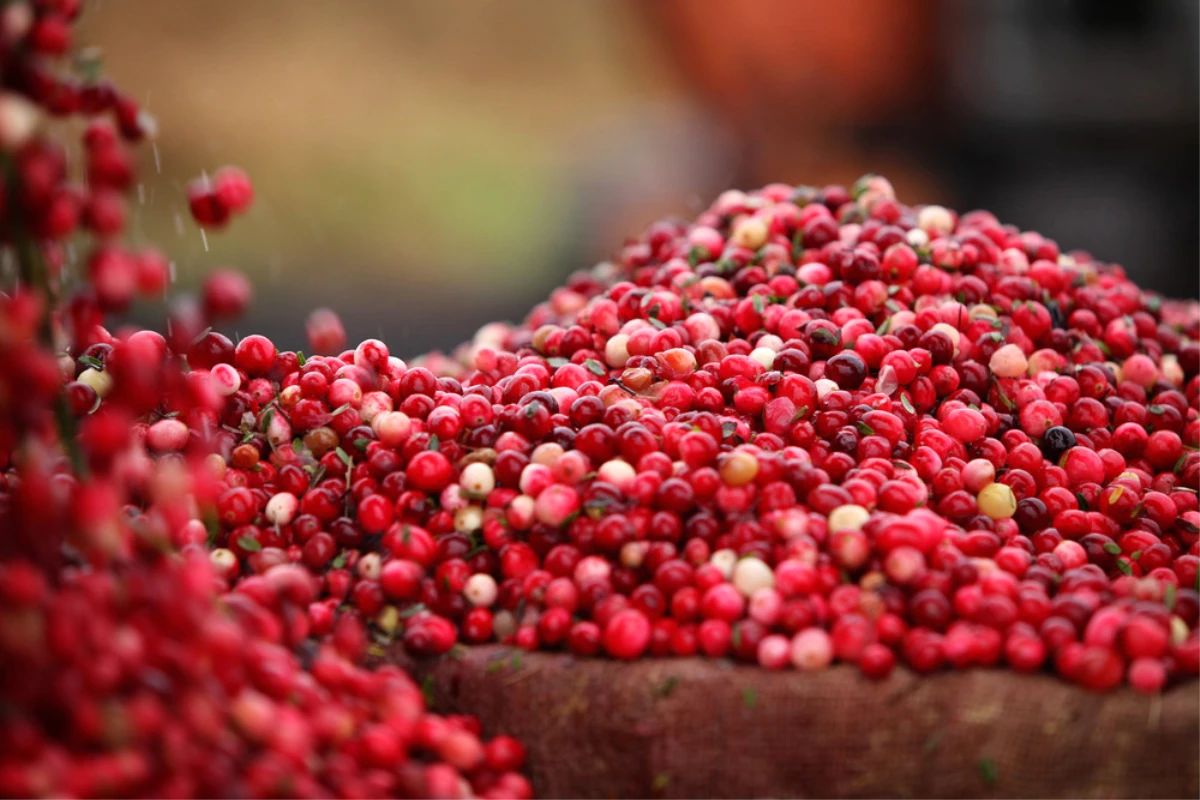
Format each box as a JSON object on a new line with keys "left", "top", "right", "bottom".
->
{"left": 652, "top": 675, "right": 680, "bottom": 698}
{"left": 399, "top": 603, "right": 427, "bottom": 619}
{"left": 810, "top": 327, "right": 839, "bottom": 346}
{"left": 1165, "top": 583, "right": 1177, "bottom": 611}
{"left": 510, "top": 652, "right": 523, "bottom": 671}
{"left": 1075, "top": 492, "right": 1090, "bottom": 511}
{"left": 335, "top": 447, "right": 350, "bottom": 465}
{"left": 1102, "top": 542, "right": 1121, "bottom": 555}
{"left": 791, "top": 230, "right": 805, "bottom": 259}
{"left": 236, "top": 535, "right": 262, "bottom": 552}
{"left": 353, "top": 437, "right": 370, "bottom": 451}
{"left": 1116, "top": 559, "right": 1133, "bottom": 576}
{"left": 855, "top": 421, "right": 875, "bottom": 436}
{"left": 78, "top": 355, "right": 105, "bottom": 371}
{"left": 292, "top": 437, "right": 304, "bottom": 454}
{"left": 648, "top": 317, "right": 668, "bottom": 330}
{"left": 721, "top": 421, "right": 738, "bottom": 439}
{"left": 742, "top": 687, "right": 758, "bottom": 709}
{"left": 421, "top": 674, "right": 436, "bottom": 707}
{"left": 259, "top": 408, "right": 275, "bottom": 434}
{"left": 330, "top": 403, "right": 352, "bottom": 417}
{"left": 688, "top": 245, "right": 709, "bottom": 267}
{"left": 901, "top": 394, "right": 916, "bottom": 414}
{"left": 296, "top": 351, "right": 306, "bottom": 367}
{"left": 428, "top": 434, "right": 440, "bottom": 452}
{"left": 793, "top": 405, "right": 810, "bottom": 422}
{"left": 875, "top": 317, "right": 891, "bottom": 336}
{"left": 546, "top": 357, "right": 569, "bottom": 368}
{"left": 978, "top": 758, "right": 998, "bottom": 787}
{"left": 1130, "top": 550, "right": 1142, "bottom": 561}
{"left": 585, "top": 358, "right": 606, "bottom": 376}
{"left": 330, "top": 551, "right": 347, "bottom": 569}
{"left": 752, "top": 294, "right": 766, "bottom": 315}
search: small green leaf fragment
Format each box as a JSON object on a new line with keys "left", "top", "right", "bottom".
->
{"left": 742, "top": 687, "right": 758, "bottom": 709}
{"left": 979, "top": 757, "right": 998, "bottom": 786}
{"left": 1102, "top": 542, "right": 1121, "bottom": 555}
{"left": 236, "top": 535, "right": 262, "bottom": 552}
{"left": 585, "top": 358, "right": 606, "bottom": 376}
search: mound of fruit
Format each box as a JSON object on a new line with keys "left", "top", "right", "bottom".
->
{"left": 0, "top": 2, "right": 1197, "bottom": 798}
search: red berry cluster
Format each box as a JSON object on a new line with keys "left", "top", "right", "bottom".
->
{"left": 0, "top": 3, "right": 529, "bottom": 797}
{"left": 0, "top": 555, "right": 529, "bottom": 798}
{"left": 176, "top": 178, "right": 1193, "bottom": 695}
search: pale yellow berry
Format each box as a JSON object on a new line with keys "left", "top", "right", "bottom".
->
{"left": 989, "top": 344, "right": 1028, "bottom": 379}
{"left": 906, "top": 228, "right": 929, "bottom": 248}
{"left": 827, "top": 504, "right": 870, "bottom": 532}
{"left": 749, "top": 346, "right": 776, "bottom": 370}
{"left": 597, "top": 459, "right": 636, "bottom": 490}
{"left": 265, "top": 492, "right": 298, "bottom": 526}
{"left": 918, "top": 205, "right": 954, "bottom": 234}
{"left": 710, "top": 548, "right": 738, "bottom": 579}
{"left": 77, "top": 367, "right": 113, "bottom": 398}
{"left": 1171, "top": 616, "right": 1189, "bottom": 645}
{"left": 605, "top": 334, "right": 630, "bottom": 368}
{"left": 464, "top": 573, "right": 498, "bottom": 607}
{"left": 357, "top": 552, "right": 382, "bottom": 581}
{"left": 815, "top": 378, "right": 839, "bottom": 400}
{"left": 377, "top": 605, "right": 401, "bottom": 634}
{"left": 719, "top": 450, "right": 759, "bottom": 486}
{"left": 977, "top": 482, "right": 1017, "bottom": 520}
{"left": 453, "top": 505, "right": 483, "bottom": 534}
{"left": 732, "top": 557, "right": 775, "bottom": 597}
{"left": 459, "top": 462, "right": 495, "bottom": 497}
{"left": 0, "top": 91, "right": 39, "bottom": 151}
{"left": 620, "top": 541, "right": 649, "bottom": 569}
{"left": 731, "top": 216, "right": 768, "bottom": 250}
{"left": 530, "top": 443, "right": 564, "bottom": 467}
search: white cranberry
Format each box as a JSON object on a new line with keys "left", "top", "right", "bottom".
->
{"left": 463, "top": 573, "right": 498, "bottom": 607}
{"left": 732, "top": 556, "right": 775, "bottom": 597}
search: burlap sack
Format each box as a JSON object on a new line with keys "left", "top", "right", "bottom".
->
{"left": 396, "top": 645, "right": 1200, "bottom": 799}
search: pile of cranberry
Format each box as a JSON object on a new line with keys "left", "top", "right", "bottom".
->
{"left": 1, "top": 1, "right": 1199, "bottom": 797}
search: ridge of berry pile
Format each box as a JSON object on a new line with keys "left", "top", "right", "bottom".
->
{"left": 1, "top": 1, "right": 1199, "bottom": 797}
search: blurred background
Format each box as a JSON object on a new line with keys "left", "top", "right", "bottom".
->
{"left": 79, "top": 0, "right": 1199, "bottom": 357}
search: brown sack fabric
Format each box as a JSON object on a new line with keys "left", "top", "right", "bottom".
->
{"left": 396, "top": 645, "right": 1200, "bottom": 799}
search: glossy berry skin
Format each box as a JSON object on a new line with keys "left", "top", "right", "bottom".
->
{"left": 1040, "top": 426, "right": 1077, "bottom": 463}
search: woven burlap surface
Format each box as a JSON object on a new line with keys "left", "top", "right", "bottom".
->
{"left": 393, "top": 645, "right": 1200, "bottom": 799}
